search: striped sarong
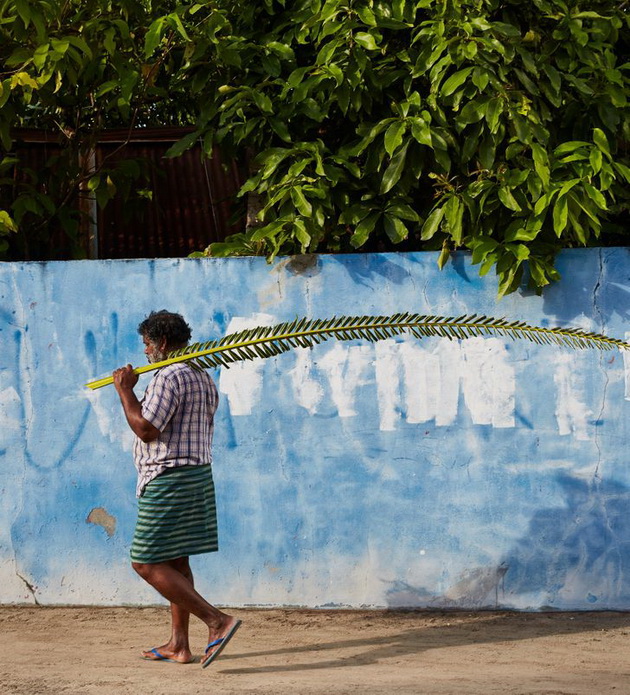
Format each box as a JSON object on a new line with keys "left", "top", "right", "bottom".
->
{"left": 131, "top": 465, "right": 218, "bottom": 564}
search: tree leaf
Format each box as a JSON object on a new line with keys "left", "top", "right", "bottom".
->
{"left": 592, "top": 128, "right": 611, "bottom": 160}
{"left": 0, "top": 80, "right": 10, "bottom": 109}
{"left": 440, "top": 67, "right": 474, "bottom": 97}
{"left": 15, "top": 0, "right": 31, "bottom": 27}
{"left": 613, "top": 162, "right": 630, "bottom": 184}
{"left": 410, "top": 118, "right": 432, "bottom": 147}
{"left": 498, "top": 187, "right": 521, "bottom": 212}
{"left": 384, "top": 214, "right": 408, "bottom": 243}
{"left": 11, "top": 72, "right": 39, "bottom": 90}
{"left": 472, "top": 67, "right": 489, "bottom": 90}
{"left": 351, "top": 212, "right": 380, "bottom": 248}
{"left": 528, "top": 258, "right": 551, "bottom": 287}
{"left": 582, "top": 182, "right": 607, "bottom": 210}
{"left": 384, "top": 121, "right": 407, "bottom": 156}
{"left": 250, "top": 220, "right": 285, "bottom": 242}
{"left": 479, "top": 135, "right": 496, "bottom": 170}
{"left": 505, "top": 226, "right": 540, "bottom": 242}
{"left": 144, "top": 18, "right": 165, "bottom": 58}
{"left": 354, "top": 32, "right": 379, "bottom": 50}
{"left": 420, "top": 205, "right": 444, "bottom": 240}
{"left": 268, "top": 117, "right": 291, "bottom": 143}
{"left": 0, "top": 210, "right": 18, "bottom": 233}
{"left": 380, "top": 142, "right": 409, "bottom": 194}
{"left": 471, "top": 237, "right": 498, "bottom": 264}
{"left": 553, "top": 195, "right": 568, "bottom": 235}
{"left": 168, "top": 12, "right": 191, "bottom": 41}
{"left": 531, "top": 143, "right": 550, "bottom": 188}
{"left": 485, "top": 97, "right": 503, "bottom": 134}
{"left": 437, "top": 242, "right": 450, "bottom": 269}
{"left": 589, "top": 148, "right": 602, "bottom": 174}
{"left": 497, "top": 262, "right": 523, "bottom": 299}
{"left": 252, "top": 90, "right": 273, "bottom": 114}
{"left": 257, "top": 149, "right": 290, "bottom": 180}
{"left": 291, "top": 187, "right": 313, "bottom": 217}
{"left": 67, "top": 36, "right": 93, "bottom": 59}
{"left": 164, "top": 131, "right": 199, "bottom": 158}
{"left": 50, "top": 38, "right": 70, "bottom": 55}
{"left": 356, "top": 6, "right": 377, "bottom": 26}
{"left": 554, "top": 141, "right": 590, "bottom": 156}
{"left": 507, "top": 243, "right": 530, "bottom": 261}
{"left": 293, "top": 218, "right": 311, "bottom": 247}
{"left": 386, "top": 202, "right": 419, "bottom": 222}
{"left": 457, "top": 99, "right": 484, "bottom": 125}
{"left": 542, "top": 64, "right": 561, "bottom": 93}
{"left": 267, "top": 41, "right": 295, "bottom": 61}
{"left": 443, "top": 196, "right": 464, "bottom": 245}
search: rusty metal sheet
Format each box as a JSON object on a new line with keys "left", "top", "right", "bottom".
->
{"left": 10, "top": 129, "right": 245, "bottom": 260}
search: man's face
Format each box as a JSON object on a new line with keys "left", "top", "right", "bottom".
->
{"left": 143, "top": 335, "right": 167, "bottom": 364}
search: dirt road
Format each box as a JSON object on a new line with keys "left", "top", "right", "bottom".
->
{"left": 1, "top": 607, "right": 629, "bottom": 694}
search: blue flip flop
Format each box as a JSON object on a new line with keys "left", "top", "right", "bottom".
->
{"left": 201, "top": 619, "right": 242, "bottom": 668}
{"left": 141, "top": 648, "right": 192, "bottom": 664}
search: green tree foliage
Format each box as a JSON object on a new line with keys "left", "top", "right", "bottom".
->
{"left": 184, "top": 0, "right": 630, "bottom": 295}
{"left": 1, "top": 0, "right": 629, "bottom": 295}
{"left": 0, "top": 0, "right": 196, "bottom": 258}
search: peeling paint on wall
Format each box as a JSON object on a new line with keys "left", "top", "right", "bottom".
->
{"left": 86, "top": 507, "right": 117, "bottom": 538}
{"left": 554, "top": 352, "right": 593, "bottom": 440}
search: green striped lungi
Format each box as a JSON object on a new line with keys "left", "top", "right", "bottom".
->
{"left": 131, "top": 465, "right": 218, "bottom": 564}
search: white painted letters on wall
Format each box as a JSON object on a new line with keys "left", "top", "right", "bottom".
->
{"left": 218, "top": 313, "right": 275, "bottom": 416}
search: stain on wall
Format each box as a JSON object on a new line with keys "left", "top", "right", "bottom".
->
{"left": 86, "top": 507, "right": 116, "bottom": 538}
{"left": 0, "top": 249, "right": 629, "bottom": 609}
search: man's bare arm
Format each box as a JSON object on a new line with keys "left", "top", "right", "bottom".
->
{"left": 113, "top": 365, "right": 160, "bottom": 443}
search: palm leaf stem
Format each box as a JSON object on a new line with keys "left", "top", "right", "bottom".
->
{"left": 85, "top": 314, "right": 630, "bottom": 390}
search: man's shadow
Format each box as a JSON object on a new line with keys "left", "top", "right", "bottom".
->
{"left": 216, "top": 610, "right": 630, "bottom": 674}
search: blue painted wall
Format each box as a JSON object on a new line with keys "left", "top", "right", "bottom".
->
{"left": 0, "top": 249, "right": 629, "bottom": 609}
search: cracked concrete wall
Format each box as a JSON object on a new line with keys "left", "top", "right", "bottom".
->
{"left": 0, "top": 249, "right": 629, "bottom": 609}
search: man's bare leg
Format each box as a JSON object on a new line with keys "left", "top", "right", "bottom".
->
{"left": 132, "top": 559, "right": 238, "bottom": 659}
{"left": 139, "top": 557, "right": 195, "bottom": 663}
{"left": 168, "top": 557, "right": 193, "bottom": 657}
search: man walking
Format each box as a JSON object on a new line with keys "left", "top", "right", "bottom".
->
{"left": 112, "top": 310, "right": 240, "bottom": 667}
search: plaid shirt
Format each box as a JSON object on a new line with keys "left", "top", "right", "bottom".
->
{"left": 133, "top": 363, "right": 219, "bottom": 497}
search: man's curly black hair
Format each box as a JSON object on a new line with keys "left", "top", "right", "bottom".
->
{"left": 137, "top": 310, "right": 192, "bottom": 348}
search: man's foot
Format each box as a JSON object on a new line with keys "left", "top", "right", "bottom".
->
{"left": 202, "top": 617, "right": 242, "bottom": 669}
{"left": 141, "top": 644, "right": 194, "bottom": 664}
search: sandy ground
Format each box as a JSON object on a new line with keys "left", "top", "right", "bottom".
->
{"left": 1, "top": 607, "right": 630, "bottom": 694}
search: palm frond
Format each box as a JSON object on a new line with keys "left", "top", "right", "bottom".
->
{"left": 85, "top": 313, "right": 630, "bottom": 390}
